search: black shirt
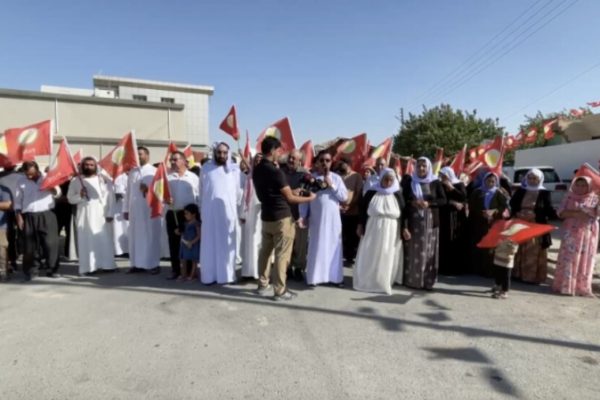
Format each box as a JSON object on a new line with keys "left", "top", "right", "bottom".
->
{"left": 281, "top": 165, "right": 306, "bottom": 220}
{"left": 253, "top": 159, "right": 292, "bottom": 222}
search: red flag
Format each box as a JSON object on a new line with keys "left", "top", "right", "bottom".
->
{"left": 146, "top": 163, "right": 172, "bottom": 218}
{"left": 477, "top": 219, "right": 556, "bottom": 248}
{"left": 72, "top": 149, "right": 82, "bottom": 166}
{"left": 450, "top": 145, "right": 466, "bottom": 176}
{"left": 523, "top": 127, "right": 537, "bottom": 144}
{"left": 464, "top": 160, "right": 484, "bottom": 180}
{"left": 219, "top": 105, "right": 240, "bottom": 141}
{"left": 3, "top": 119, "right": 52, "bottom": 162}
{"left": 243, "top": 130, "right": 251, "bottom": 160}
{"left": 256, "top": 117, "right": 296, "bottom": 154}
{"left": 504, "top": 135, "right": 518, "bottom": 151}
{"left": 389, "top": 155, "right": 403, "bottom": 177}
{"left": 575, "top": 163, "right": 600, "bottom": 192}
{"left": 364, "top": 137, "right": 393, "bottom": 168}
{"left": 182, "top": 144, "right": 195, "bottom": 166}
{"left": 587, "top": 101, "right": 600, "bottom": 108}
{"left": 478, "top": 135, "right": 504, "bottom": 175}
{"left": 570, "top": 108, "right": 585, "bottom": 117}
{"left": 514, "top": 131, "right": 525, "bottom": 146}
{"left": 405, "top": 157, "right": 416, "bottom": 176}
{"left": 163, "top": 141, "right": 179, "bottom": 163}
{"left": 299, "top": 140, "right": 314, "bottom": 170}
{"left": 98, "top": 131, "right": 139, "bottom": 180}
{"left": 40, "top": 138, "right": 78, "bottom": 190}
{"left": 468, "top": 147, "right": 478, "bottom": 161}
{"left": 334, "top": 133, "right": 369, "bottom": 172}
{"left": 543, "top": 119, "right": 557, "bottom": 140}
{"left": 431, "top": 147, "right": 444, "bottom": 175}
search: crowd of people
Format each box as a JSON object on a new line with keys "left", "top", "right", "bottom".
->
{"left": 0, "top": 137, "right": 597, "bottom": 301}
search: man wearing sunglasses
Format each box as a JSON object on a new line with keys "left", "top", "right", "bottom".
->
{"left": 253, "top": 137, "right": 315, "bottom": 301}
{"left": 298, "top": 150, "right": 348, "bottom": 287}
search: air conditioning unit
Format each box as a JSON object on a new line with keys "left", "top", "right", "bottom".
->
{"left": 94, "top": 88, "right": 116, "bottom": 98}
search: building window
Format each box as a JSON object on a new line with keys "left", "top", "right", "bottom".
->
{"left": 133, "top": 95, "right": 147, "bottom": 101}
{"left": 161, "top": 97, "right": 175, "bottom": 104}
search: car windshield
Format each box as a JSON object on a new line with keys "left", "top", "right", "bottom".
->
{"left": 514, "top": 169, "right": 560, "bottom": 184}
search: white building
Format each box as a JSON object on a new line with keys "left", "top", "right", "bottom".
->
{"left": 0, "top": 75, "right": 214, "bottom": 164}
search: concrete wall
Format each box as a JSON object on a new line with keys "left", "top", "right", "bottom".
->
{"left": 117, "top": 85, "right": 209, "bottom": 146}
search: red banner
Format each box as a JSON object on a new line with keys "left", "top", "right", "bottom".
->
{"left": 299, "top": 140, "right": 314, "bottom": 170}
{"left": 146, "top": 163, "right": 172, "bottom": 218}
{"left": 477, "top": 219, "right": 556, "bottom": 248}
{"left": 256, "top": 117, "right": 296, "bottom": 154}
{"left": 98, "top": 131, "right": 139, "bottom": 180}
{"left": 3, "top": 119, "right": 52, "bottom": 162}
{"left": 334, "top": 133, "right": 369, "bottom": 173}
{"left": 40, "top": 138, "right": 77, "bottom": 190}
{"left": 219, "top": 105, "right": 240, "bottom": 141}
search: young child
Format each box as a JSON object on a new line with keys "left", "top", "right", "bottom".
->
{"left": 492, "top": 239, "right": 518, "bottom": 299}
{"left": 178, "top": 203, "right": 201, "bottom": 282}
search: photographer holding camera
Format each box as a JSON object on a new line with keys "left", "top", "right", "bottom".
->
{"left": 252, "top": 137, "right": 315, "bottom": 301}
{"left": 298, "top": 150, "right": 348, "bottom": 287}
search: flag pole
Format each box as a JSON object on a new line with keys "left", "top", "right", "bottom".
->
{"left": 64, "top": 136, "right": 88, "bottom": 200}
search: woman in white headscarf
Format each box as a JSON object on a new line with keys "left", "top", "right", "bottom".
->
{"left": 438, "top": 166, "right": 468, "bottom": 275}
{"left": 401, "top": 157, "right": 447, "bottom": 290}
{"left": 354, "top": 168, "right": 405, "bottom": 294}
{"left": 509, "top": 168, "right": 557, "bottom": 284}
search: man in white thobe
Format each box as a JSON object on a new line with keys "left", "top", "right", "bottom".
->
{"left": 112, "top": 173, "right": 129, "bottom": 256}
{"left": 299, "top": 150, "right": 348, "bottom": 286}
{"left": 239, "top": 154, "right": 263, "bottom": 279}
{"left": 199, "top": 142, "right": 242, "bottom": 285}
{"left": 67, "top": 157, "right": 116, "bottom": 275}
{"left": 123, "top": 146, "right": 161, "bottom": 275}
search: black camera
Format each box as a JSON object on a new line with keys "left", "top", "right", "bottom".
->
{"left": 299, "top": 173, "right": 329, "bottom": 196}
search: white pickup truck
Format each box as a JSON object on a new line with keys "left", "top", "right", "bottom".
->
{"left": 503, "top": 166, "right": 567, "bottom": 209}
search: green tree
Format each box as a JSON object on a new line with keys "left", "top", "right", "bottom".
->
{"left": 393, "top": 104, "right": 503, "bottom": 159}
{"left": 516, "top": 109, "right": 588, "bottom": 149}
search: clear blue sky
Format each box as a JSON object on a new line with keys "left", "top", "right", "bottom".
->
{"left": 1, "top": 0, "right": 599, "bottom": 149}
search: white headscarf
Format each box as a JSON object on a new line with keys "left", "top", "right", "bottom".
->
{"left": 375, "top": 168, "right": 400, "bottom": 195}
{"left": 522, "top": 168, "right": 546, "bottom": 191}
{"left": 439, "top": 166, "right": 460, "bottom": 184}
{"left": 411, "top": 157, "right": 437, "bottom": 200}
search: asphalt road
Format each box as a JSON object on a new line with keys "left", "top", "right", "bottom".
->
{"left": 1, "top": 247, "right": 599, "bottom": 400}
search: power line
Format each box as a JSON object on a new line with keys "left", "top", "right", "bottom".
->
{"left": 407, "top": 0, "right": 551, "bottom": 109}
{"left": 430, "top": 0, "right": 578, "bottom": 102}
{"left": 500, "top": 59, "right": 600, "bottom": 124}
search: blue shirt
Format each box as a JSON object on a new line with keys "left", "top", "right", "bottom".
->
{"left": 0, "top": 184, "right": 12, "bottom": 229}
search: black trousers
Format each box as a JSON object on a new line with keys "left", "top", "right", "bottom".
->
{"left": 22, "top": 211, "right": 59, "bottom": 277}
{"left": 53, "top": 203, "right": 72, "bottom": 257}
{"left": 166, "top": 209, "right": 186, "bottom": 277}
{"left": 494, "top": 265, "right": 511, "bottom": 292}
{"left": 341, "top": 214, "right": 360, "bottom": 262}
{"left": 6, "top": 211, "right": 17, "bottom": 267}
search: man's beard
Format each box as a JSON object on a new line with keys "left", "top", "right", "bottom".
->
{"left": 82, "top": 168, "right": 96, "bottom": 177}
{"left": 215, "top": 157, "right": 227, "bottom": 165}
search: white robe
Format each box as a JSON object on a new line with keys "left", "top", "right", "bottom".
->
{"left": 353, "top": 194, "right": 403, "bottom": 295}
{"left": 124, "top": 164, "right": 161, "bottom": 269}
{"left": 240, "top": 179, "right": 261, "bottom": 279}
{"left": 199, "top": 161, "right": 242, "bottom": 284}
{"left": 112, "top": 173, "right": 129, "bottom": 256}
{"left": 300, "top": 172, "right": 348, "bottom": 285}
{"left": 67, "top": 176, "right": 116, "bottom": 274}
